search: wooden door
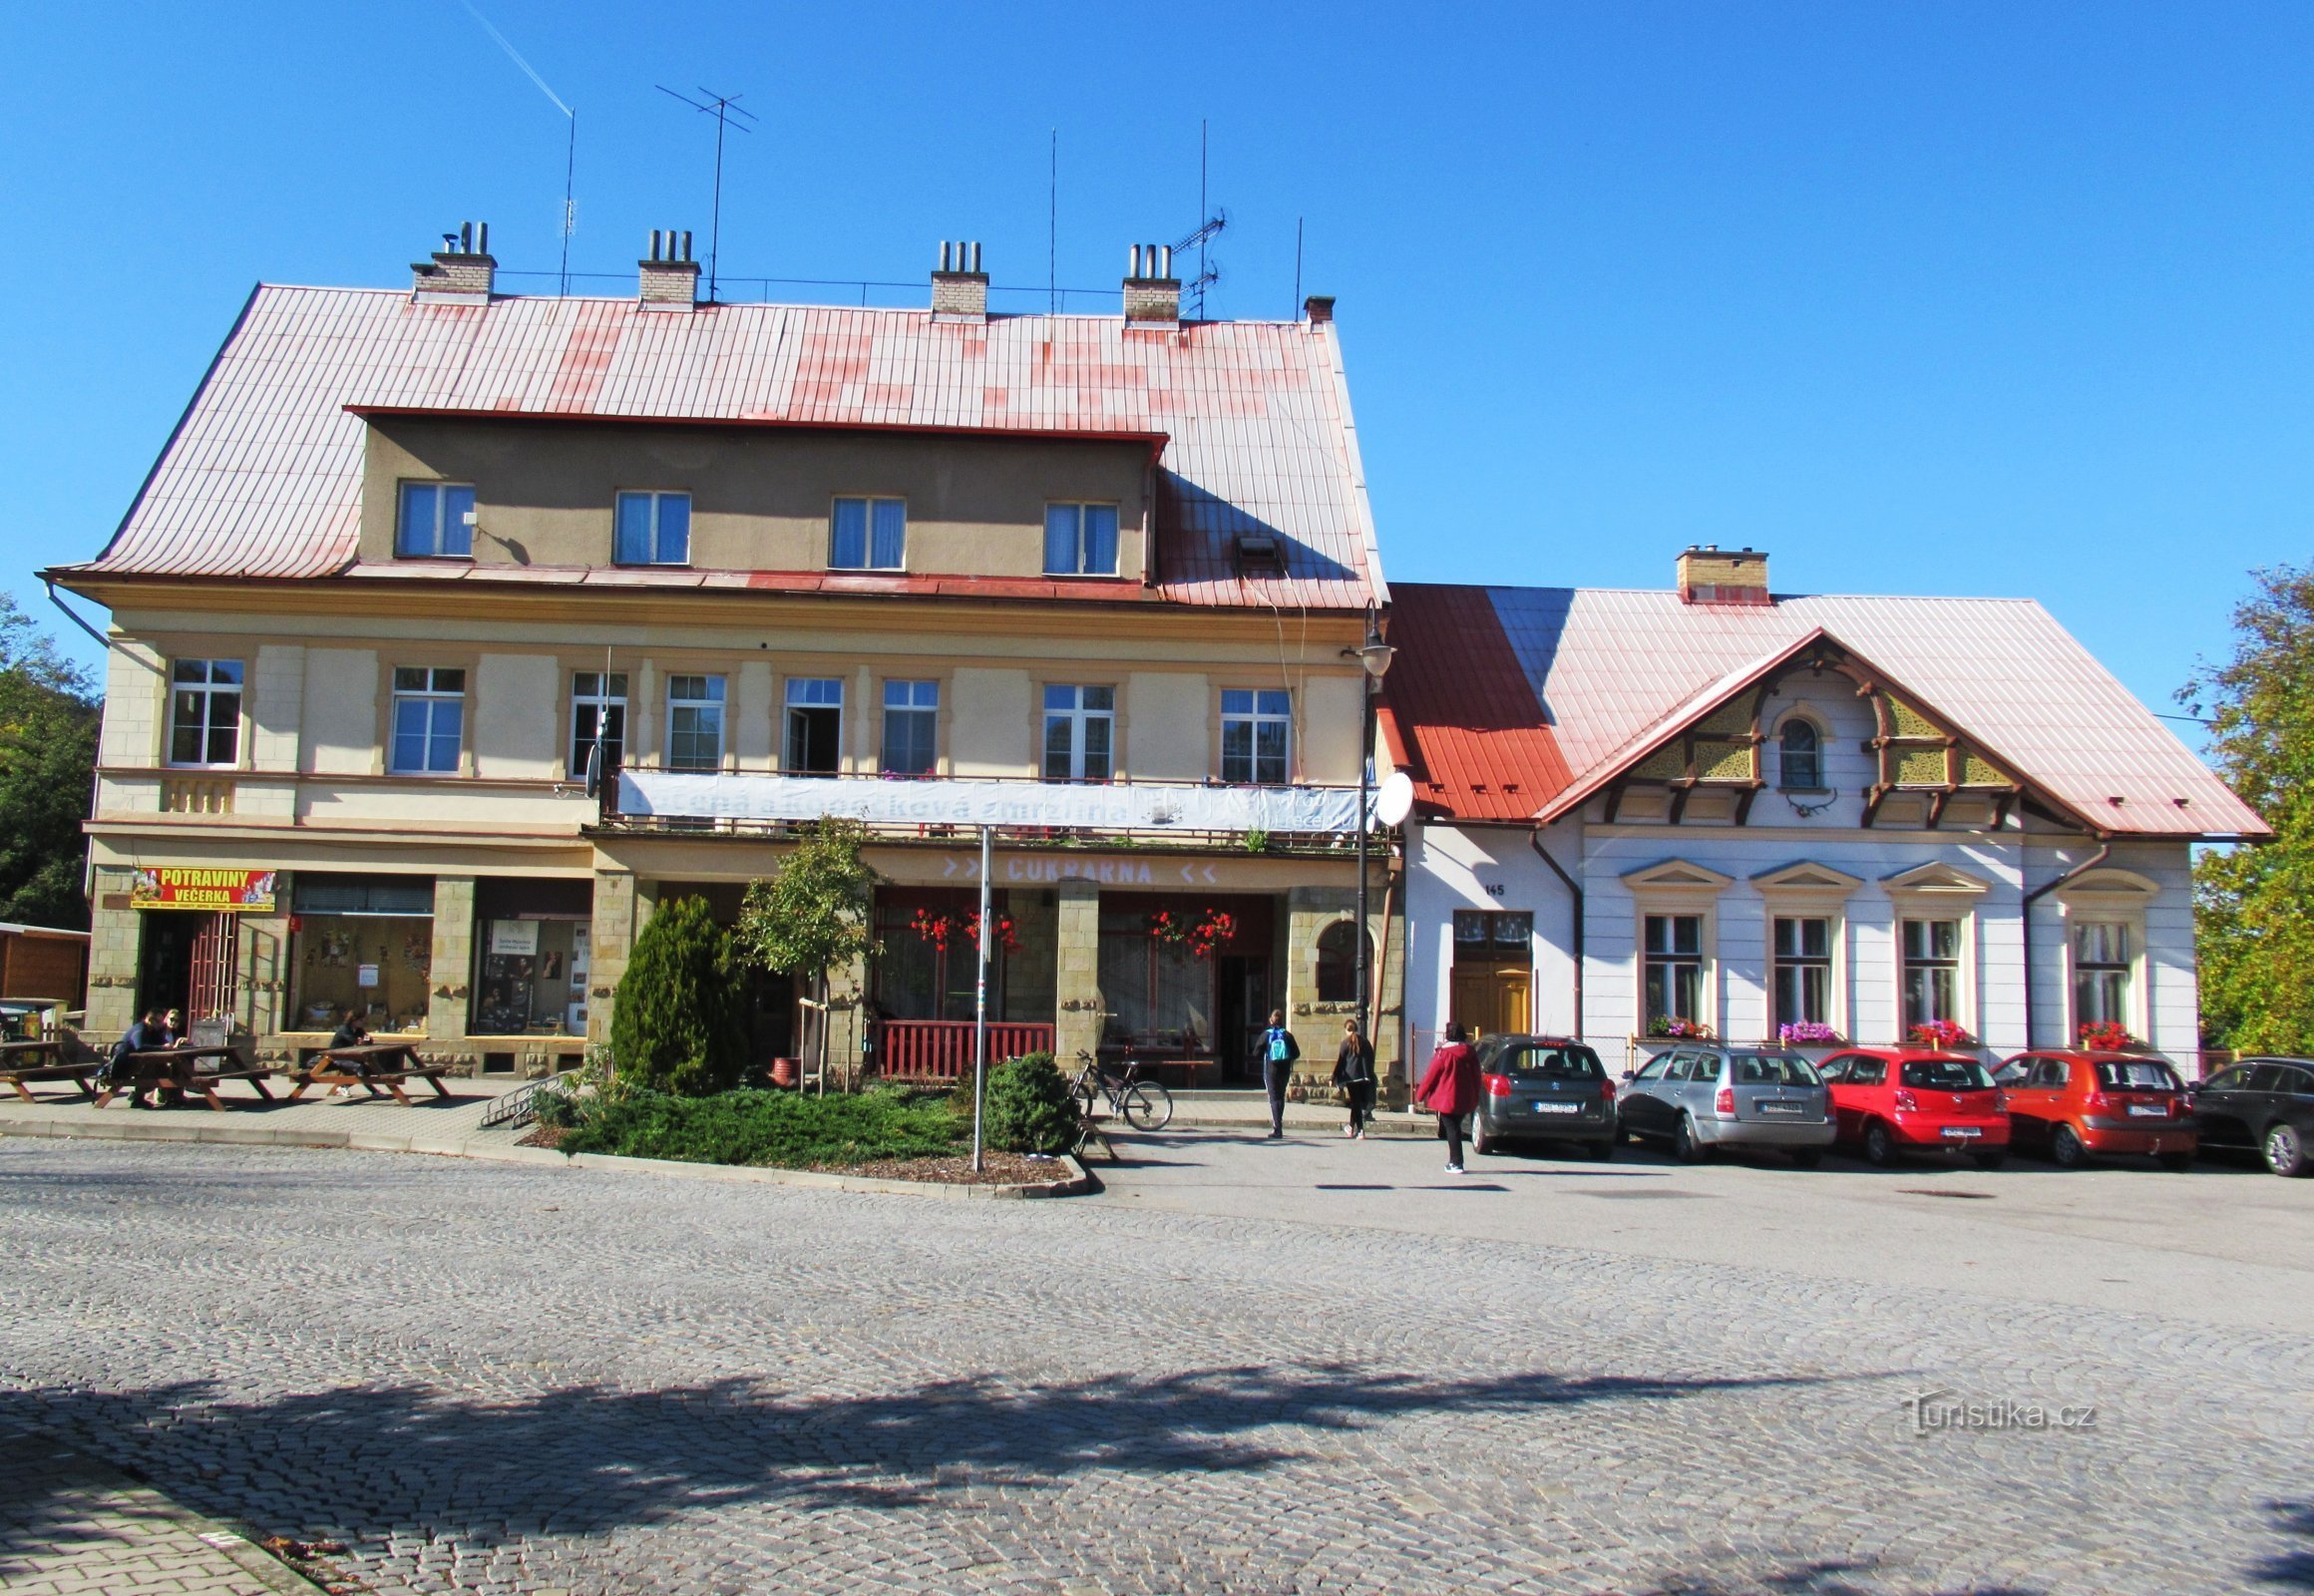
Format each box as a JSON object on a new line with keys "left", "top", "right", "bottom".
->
{"left": 1451, "top": 960, "right": 1531, "bottom": 1041}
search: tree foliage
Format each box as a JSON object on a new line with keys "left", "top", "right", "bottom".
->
{"left": 0, "top": 594, "right": 99, "bottom": 929}
{"left": 2183, "top": 563, "right": 2314, "bottom": 1052}
{"left": 981, "top": 1051, "right": 1081, "bottom": 1155}
{"left": 608, "top": 895, "right": 747, "bottom": 1095}
{"left": 732, "top": 818, "right": 880, "bottom": 984}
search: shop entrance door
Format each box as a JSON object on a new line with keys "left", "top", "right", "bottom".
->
{"left": 189, "top": 915, "right": 238, "bottom": 1023}
{"left": 1450, "top": 961, "right": 1530, "bottom": 1042}
{"left": 138, "top": 912, "right": 228, "bottom": 1022}
{"left": 1215, "top": 956, "right": 1269, "bottom": 1084}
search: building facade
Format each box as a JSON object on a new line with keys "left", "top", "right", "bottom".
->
{"left": 1382, "top": 551, "right": 2267, "bottom": 1076}
{"left": 54, "top": 231, "right": 1399, "bottom": 1087}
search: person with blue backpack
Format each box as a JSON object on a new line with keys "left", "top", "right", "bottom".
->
{"left": 1258, "top": 1009, "right": 1301, "bottom": 1139}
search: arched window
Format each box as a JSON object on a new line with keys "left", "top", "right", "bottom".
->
{"left": 1315, "top": 920, "right": 1372, "bottom": 1003}
{"left": 1778, "top": 718, "right": 1822, "bottom": 790}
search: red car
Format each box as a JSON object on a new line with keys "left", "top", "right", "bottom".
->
{"left": 1817, "top": 1048, "right": 2011, "bottom": 1168}
{"left": 1992, "top": 1050, "right": 2195, "bottom": 1170}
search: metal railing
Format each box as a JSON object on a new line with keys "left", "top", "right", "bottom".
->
{"left": 873, "top": 1020, "right": 1054, "bottom": 1081}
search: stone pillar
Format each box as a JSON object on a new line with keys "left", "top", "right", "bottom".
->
{"left": 1002, "top": 890, "right": 1058, "bottom": 1025}
{"left": 825, "top": 949, "right": 869, "bottom": 1090}
{"left": 85, "top": 865, "right": 141, "bottom": 1039}
{"left": 237, "top": 903, "right": 290, "bottom": 1055}
{"left": 587, "top": 869, "right": 638, "bottom": 1049}
{"left": 1286, "top": 884, "right": 1362, "bottom": 1097}
{"left": 1053, "top": 880, "right": 1103, "bottom": 1063}
{"left": 427, "top": 876, "right": 475, "bottom": 1069}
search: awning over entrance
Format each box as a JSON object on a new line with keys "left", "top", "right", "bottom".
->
{"left": 615, "top": 771, "right": 1372, "bottom": 835}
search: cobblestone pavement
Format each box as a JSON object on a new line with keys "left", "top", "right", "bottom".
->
{"left": 1, "top": 1138, "right": 2309, "bottom": 1596}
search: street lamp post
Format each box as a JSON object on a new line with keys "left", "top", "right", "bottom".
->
{"left": 1346, "top": 612, "right": 1395, "bottom": 1064}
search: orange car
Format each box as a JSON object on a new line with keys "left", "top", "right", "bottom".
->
{"left": 1992, "top": 1050, "right": 2196, "bottom": 1170}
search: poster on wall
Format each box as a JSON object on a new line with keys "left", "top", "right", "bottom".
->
{"left": 131, "top": 868, "right": 277, "bottom": 912}
{"left": 489, "top": 920, "right": 541, "bottom": 957}
{"left": 356, "top": 964, "right": 380, "bottom": 988}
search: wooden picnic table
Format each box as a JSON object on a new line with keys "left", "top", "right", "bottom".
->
{"left": 0, "top": 1037, "right": 98, "bottom": 1102}
{"left": 287, "top": 1041, "right": 458, "bottom": 1107}
{"left": 93, "top": 1044, "right": 273, "bottom": 1111}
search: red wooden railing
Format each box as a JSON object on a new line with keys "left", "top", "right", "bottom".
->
{"left": 874, "top": 1020, "right": 1055, "bottom": 1080}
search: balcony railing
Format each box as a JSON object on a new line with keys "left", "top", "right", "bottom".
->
{"left": 873, "top": 1019, "right": 1055, "bottom": 1081}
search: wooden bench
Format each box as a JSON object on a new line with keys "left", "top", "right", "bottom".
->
{"left": 287, "top": 1042, "right": 458, "bottom": 1107}
{"left": 94, "top": 1045, "right": 273, "bottom": 1111}
{"left": 0, "top": 1039, "right": 97, "bottom": 1102}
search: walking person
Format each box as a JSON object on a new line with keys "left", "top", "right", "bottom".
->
{"left": 1414, "top": 1021, "right": 1481, "bottom": 1174}
{"left": 1258, "top": 1009, "right": 1301, "bottom": 1139}
{"left": 1333, "top": 1017, "right": 1376, "bottom": 1138}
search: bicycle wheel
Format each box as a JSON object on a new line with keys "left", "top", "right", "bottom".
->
{"left": 1121, "top": 1080, "right": 1174, "bottom": 1132}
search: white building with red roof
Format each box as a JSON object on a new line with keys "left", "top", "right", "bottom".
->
{"left": 52, "top": 227, "right": 1398, "bottom": 1086}
{"left": 1380, "top": 548, "right": 2264, "bottom": 1085}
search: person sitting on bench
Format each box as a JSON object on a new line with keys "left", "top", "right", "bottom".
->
{"left": 107, "top": 1010, "right": 175, "bottom": 1109}
{"left": 324, "top": 1016, "right": 373, "bottom": 1094}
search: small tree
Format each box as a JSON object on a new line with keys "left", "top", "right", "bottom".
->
{"left": 983, "top": 1052, "right": 1080, "bottom": 1154}
{"left": 609, "top": 895, "right": 746, "bottom": 1095}
{"left": 734, "top": 819, "right": 880, "bottom": 1091}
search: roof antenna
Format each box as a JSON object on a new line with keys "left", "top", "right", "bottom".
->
{"left": 1047, "top": 128, "right": 1059, "bottom": 314}
{"left": 658, "top": 85, "right": 757, "bottom": 301}
{"left": 1174, "top": 119, "right": 1227, "bottom": 319}
{"left": 454, "top": 2, "right": 576, "bottom": 292}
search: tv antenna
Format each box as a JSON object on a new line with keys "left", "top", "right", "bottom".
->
{"left": 1175, "top": 120, "right": 1227, "bottom": 318}
{"left": 657, "top": 85, "right": 756, "bottom": 300}
{"left": 454, "top": 1, "right": 577, "bottom": 292}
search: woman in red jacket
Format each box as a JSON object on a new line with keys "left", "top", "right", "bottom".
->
{"left": 1414, "top": 1020, "right": 1481, "bottom": 1174}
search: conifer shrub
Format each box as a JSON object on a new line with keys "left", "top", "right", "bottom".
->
{"left": 982, "top": 1051, "right": 1080, "bottom": 1155}
{"left": 608, "top": 895, "right": 747, "bottom": 1096}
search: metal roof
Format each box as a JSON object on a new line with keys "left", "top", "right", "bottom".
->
{"left": 1386, "top": 585, "right": 2266, "bottom": 840}
{"left": 66, "top": 286, "right": 1386, "bottom": 611}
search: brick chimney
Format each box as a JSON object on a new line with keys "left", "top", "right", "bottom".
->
{"left": 410, "top": 221, "right": 494, "bottom": 302}
{"left": 931, "top": 239, "right": 987, "bottom": 323}
{"left": 1677, "top": 546, "right": 1771, "bottom": 605}
{"left": 1123, "top": 243, "right": 1179, "bottom": 326}
{"left": 1304, "top": 295, "right": 1336, "bottom": 325}
{"left": 638, "top": 229, "right": 700, "bottom": 310}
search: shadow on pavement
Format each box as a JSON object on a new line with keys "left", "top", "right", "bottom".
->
{"left": 2254, "top": 1498, "right": 2314, "bottom": 1589}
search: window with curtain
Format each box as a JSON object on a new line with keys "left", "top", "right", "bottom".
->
{"left": 613, "top": 491, "right": 690, "bottom": 565}
{"left": 1778, "top": 719, "right": 1823, "bottom": 789}
{"left": 1643, "top": 913, "right": 1704, "bottom": 1026}
{"left": 1901, "top": 918, "right": 1963, "bottom": 1030}
{"left": 665, "top": 674, "right": 726, "bottom": 770}
{"left": 1042, "top": 684, "right": 1115, "bottom": 781}
{"left": 395, "top": 482, "right": 475, "bottom": 559}
{"left": 831, "top": 497, "right": 907, "bottom": 570}
{"left": 881, "top": 680, "right": 939, "bottom": 774}
{"left": 1771, "top": 916, "right": 1832, "bottom": 1028}
{"left": 2072, "top": 921, "right": 2131, "bottom": 1027}
{"left": 1043, "top": 503, "right": 1120, "bottom": 576}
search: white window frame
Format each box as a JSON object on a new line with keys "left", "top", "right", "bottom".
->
{"left": 880, "top": 678, "right": 940, "bottom": 775}
{"left": 2054, "top": 867, "right": 2159, "bottom": 1044}
{"left": 1042, "top": 684, "right": 1116, "bottom": 782}
{"left": 783, "top": 676, "right": 845, "bottom": 775}
{"left": 569, "top": 671, "right": 627, "bottom": 778}
{"left": 664, "top": 674, "right": 727, "bottom": 771}
{"left": 1881, "top": 861, "right": 1991, "bottom": 1044}
{"left": 388, "top": 666, "right": 466, "bottom": 776}
{"left": 1751, "top": 862, "right": 1860, "bottom": 1042}
{"left": 167, "top": 658, "right": 245, "bottom": 769}
{"left": 613, "top": 490, "right": 691, "bottom": 567}
{"left": 1220, "top": 688, "right": 1293, "bottom": 784}
{"left": 395, "top": 481, "right": 476, "bottom": 559}
{"left": 1043, "top": 502, "right": 1122, "bottom": 577}
{"left": 1622, "top": 860, "right": 1734, "bottom": 1039}
{"left": 831, "top": 497, "right": 908, "bottom": 571}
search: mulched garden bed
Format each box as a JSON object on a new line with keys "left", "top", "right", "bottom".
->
{"left": 517, "top": 1122, "right": 1068, "bottom": 1185}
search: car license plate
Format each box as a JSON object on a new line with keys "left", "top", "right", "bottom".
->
{"left": 1758, "top": 1101, "right": 1802, "bottom": 1116}
{"left": 1532, "top": 1101, "right": 1581, "bottom": 1114}
{"left": 2126, "top": 1104, "right": 2166, "bottom": 1117}
{"left": 1939, "top": 1126, "right": 1983, "bottom": 1139}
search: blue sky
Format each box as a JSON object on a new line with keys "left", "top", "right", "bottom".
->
{"left": 4, "top": 2, "right": 2307, "bottom": 729}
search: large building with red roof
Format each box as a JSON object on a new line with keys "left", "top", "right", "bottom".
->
{"left": 1380, "top": 549, "right": 2265, "bottom": 1074}
{"left": 52, "top": 228, "right": 1397, "bottom": 1085}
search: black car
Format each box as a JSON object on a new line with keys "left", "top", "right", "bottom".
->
{"left": 2189, "top": 1057, "right": 2314, "bottom": 1177}
{"left": 1468, "top": 1034, "right": 1616, "bottom": 1158}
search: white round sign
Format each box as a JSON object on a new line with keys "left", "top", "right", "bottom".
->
{"left": 1373, "top": 769, "right": 1415, "bottom": 827}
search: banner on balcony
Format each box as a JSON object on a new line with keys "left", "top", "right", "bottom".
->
{"left": 616, "top": 772, "right": 1371, "bottom": 834}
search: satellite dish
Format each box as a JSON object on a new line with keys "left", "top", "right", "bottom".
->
{"left": 583, "top": 740, "right": 602, "bottom": 799}
{"left": 1373, "top": 770, "right": 1415, "bottom": 827}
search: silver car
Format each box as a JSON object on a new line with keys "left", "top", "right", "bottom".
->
{"left": 1619, "top": 1045, "right": 1833, "bottom": 1165}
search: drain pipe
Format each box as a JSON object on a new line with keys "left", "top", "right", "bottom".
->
{"left": 2020, "top": 838, "right": 2110, "bottom": 1048}
{"left": 1529, "top": 828, "right": 1584, "bottom": 1040}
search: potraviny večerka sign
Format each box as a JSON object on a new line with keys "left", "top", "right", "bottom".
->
{"left": 616, "top": 773, "right": 1372, "bottom": 834}
{"left": 130, "top": 868, "right": 278, "bottom": 912}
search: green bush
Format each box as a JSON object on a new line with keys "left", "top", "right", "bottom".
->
{"left": 554, "top": 1086, "right": 964, "bottom": 1167}
{"left": 982, "top": 1051, "right": 1080, "bottom": 1155}
{"left": 608, "top": 896, "right": 747, "bottom": 1096}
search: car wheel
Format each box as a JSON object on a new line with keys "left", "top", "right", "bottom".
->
{"left": 1471, "top": 1116, "right": 1496, "bottom": 1158}
{"left": 1970, "top": 1149, "right": 2009, "bottom": 1171}
{"left": 1862, "top": 1121, "right": 1895, "bottom": 1166}
{"left": 2264, "top": 1121, "right": 2309, "bottom": 1178}
{"left": 1587, "top": 1137, "right": 1614, "bottom": 1162}
{"left": 1788, "top": 1148, "right": 1823, "bottom": 1170}
{"left": 1672, "top": 1114, "right": 1709, "bottom": 1164}
{"left": 2049, "top": 1122, "right": 2090, "bottom": 1169}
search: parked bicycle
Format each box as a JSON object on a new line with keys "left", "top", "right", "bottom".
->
{"left": 1069, "top": 1050, "right": 1175, "bottom": 1132}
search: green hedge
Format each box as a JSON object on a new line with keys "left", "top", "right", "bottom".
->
{"left": 554, "top": 1087, "right": 965, "bottom": 1168}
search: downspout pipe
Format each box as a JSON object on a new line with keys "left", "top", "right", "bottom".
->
{"left": 1529, "top": 827, "right": 1583, "bottom": 1042}
{"left": 43, "top": 578, "right": 115, "bottom": 655}
{"left": 2020, "top": 838, "right": 2111, "bottom": 1049}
